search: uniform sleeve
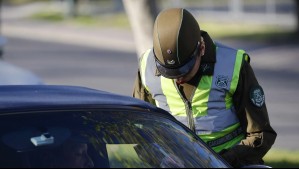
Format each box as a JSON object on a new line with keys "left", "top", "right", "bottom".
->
{"left": 220, "top": 58, "right": 277, "bottom": 167}
{"left": 132, "top": 69, "right": 156, "bottom": 106}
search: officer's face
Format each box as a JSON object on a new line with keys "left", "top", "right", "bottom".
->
{"left": 175, "top": 55, "right": 201, "bottom": 84}
{"left": 175, "top": 42, "right": 205, "bottom": 84}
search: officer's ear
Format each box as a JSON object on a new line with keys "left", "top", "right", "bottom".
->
{"left": 199, "top": 38, "right": 205, "bottom": 57}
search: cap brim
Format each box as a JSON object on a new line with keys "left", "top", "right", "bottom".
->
{"left": 156, "top": 55, "right": 197, "bottom": 79}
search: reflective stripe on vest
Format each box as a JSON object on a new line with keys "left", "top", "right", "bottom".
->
{"left": 140, "top": 43, "right": 245, "bottom": 152}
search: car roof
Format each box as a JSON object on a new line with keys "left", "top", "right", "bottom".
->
{"left": 0, "top": 85, "right": 167, "bottom": 115}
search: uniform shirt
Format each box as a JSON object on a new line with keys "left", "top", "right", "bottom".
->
{"left": 132, "top": 31, "right": 277, "bottom": 168}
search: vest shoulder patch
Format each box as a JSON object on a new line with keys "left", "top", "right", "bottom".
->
{"left": 250, "top": 85, "right": 265, "bottom": 108}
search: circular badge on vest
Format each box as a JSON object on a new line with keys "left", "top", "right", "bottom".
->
{"left": 250, "top": 86, "right": 265, "bottom": 108}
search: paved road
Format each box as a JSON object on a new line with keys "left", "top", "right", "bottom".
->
{"left": 3, "top": 36, "right": 138, "bottom": 96}
{"left": 249, "top": 45, "right": 299, "bottom": 151}
{"left": 3, "top": 35, "right": 299, "bottom": 151}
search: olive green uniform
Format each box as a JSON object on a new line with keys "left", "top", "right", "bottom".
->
{"left": 132, "top": 31, "right": 277, "bottom": 168}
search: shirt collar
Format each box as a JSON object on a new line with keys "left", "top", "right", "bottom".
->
{"left": 198, "top": 30, "right": 216, "bottom": 75}
{"left": 200, "top": 30, "right": 216, "bottom": 64}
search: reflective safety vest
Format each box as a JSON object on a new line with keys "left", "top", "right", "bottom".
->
{"left": 139, "top": 42, "right": 247, "bottom": 153}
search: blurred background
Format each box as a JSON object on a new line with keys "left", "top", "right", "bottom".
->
{"left": 1, "top": 0, "right": 299, "bottom": 167}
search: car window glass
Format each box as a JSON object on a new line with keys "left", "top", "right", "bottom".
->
{"left": 0, "top": 110, "right": 228, "bottom": 168}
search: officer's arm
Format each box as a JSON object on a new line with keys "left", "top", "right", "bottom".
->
{"left": 132, "top": 69, "right": 156, "bottom": 106}
{"left": 221, "top": 55, "right": 277, "bottom": 167}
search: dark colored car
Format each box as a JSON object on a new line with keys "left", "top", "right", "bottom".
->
{"left": 0, "top": 85, "right": 231, "bottom": 168}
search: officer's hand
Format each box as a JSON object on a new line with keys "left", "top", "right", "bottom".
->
{"left": 220, "top": 149, "right": 241, "bottom": 168}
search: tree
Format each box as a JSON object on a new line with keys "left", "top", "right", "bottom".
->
{"left": 122, "top": 0, "right": 158, "bottom": 58}
{"left": 296, "top": 0, "right": 299, "bottom": 36}
{"left": 64, "top": 0, "right": 80, "bottom": 18}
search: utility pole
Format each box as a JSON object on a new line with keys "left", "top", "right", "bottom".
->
{"left": 0, "top": 0, "right": 3, "bottom": 58}
{"left": 296, "top": 0, "right": 299, "bottom": 37}
{"left": 230, "top": 0, "right": 243, "bottom": 19}
{"left": 0, "top": 0, "right": 6, "bottom": 59}
{"left": 123, "top": 0, "right": 158, "bottom": 58}
{"left": 64, "top": 0, "right": 79, "bottom": 18}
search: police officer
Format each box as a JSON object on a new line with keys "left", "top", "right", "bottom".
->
{"left": 132, "top": 8, "right": 277, "bottom": 168}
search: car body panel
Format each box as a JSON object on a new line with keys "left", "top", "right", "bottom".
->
{"left": 0, "top": 85, "right": 163, "bottom": 113}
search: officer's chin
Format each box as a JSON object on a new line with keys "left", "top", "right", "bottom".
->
{"left": 175, "top": 79, "right": 186, "bottom": 84}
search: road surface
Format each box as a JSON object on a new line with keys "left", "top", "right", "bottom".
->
{"left": 3, "top": 36, "right": 299, "bottom": 151}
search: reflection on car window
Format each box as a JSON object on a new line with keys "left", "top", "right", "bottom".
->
{"left": 0, "top": 110, "right": 228, "bottom": 168}
{"left": 31, "top": 138, "right": 94, "bottom": 168}
{"left": 106, "top": 144, "right": 151, "bottom": 168}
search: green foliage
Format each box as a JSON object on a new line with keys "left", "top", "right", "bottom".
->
{"left": 71, "top": 14, "right": 130, "bottom": 28}
{"left": 31, "top": 12, "right": 64, "bottom": 22}
{"left": 29, "top": 12, "right": 130, "bottom": 28}
{"left": 4, "top": 0, "right": 43, "bottom": 5}
{"left": 199, "top": 22, "right": 295, "bottom": 40}
{"left": 198, "top": 21, "right": 298, "bottom": 44}
{"left": 266, "top": 161, "right": 299, "bottom": 168}
{"left": 263, "top": 149, "right": 299, "bottom": 168}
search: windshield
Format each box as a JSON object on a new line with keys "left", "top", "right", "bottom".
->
{"left": 0, "top": 109, "right": 228, "bottom": 168}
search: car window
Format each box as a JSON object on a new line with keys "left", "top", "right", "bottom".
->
{"left": 0, "top": 109, "right": 228, "bottom": 168}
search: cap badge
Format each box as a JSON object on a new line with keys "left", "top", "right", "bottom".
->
{"left": 167, "top": 49, "right": 172, "bottom": 54}
{"left": 167, "top": 60, "right": 175, "bottom": 65}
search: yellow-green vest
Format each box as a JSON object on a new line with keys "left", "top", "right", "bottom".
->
{"left": 139, "top": 42, "right": 247, "bottom": 153}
